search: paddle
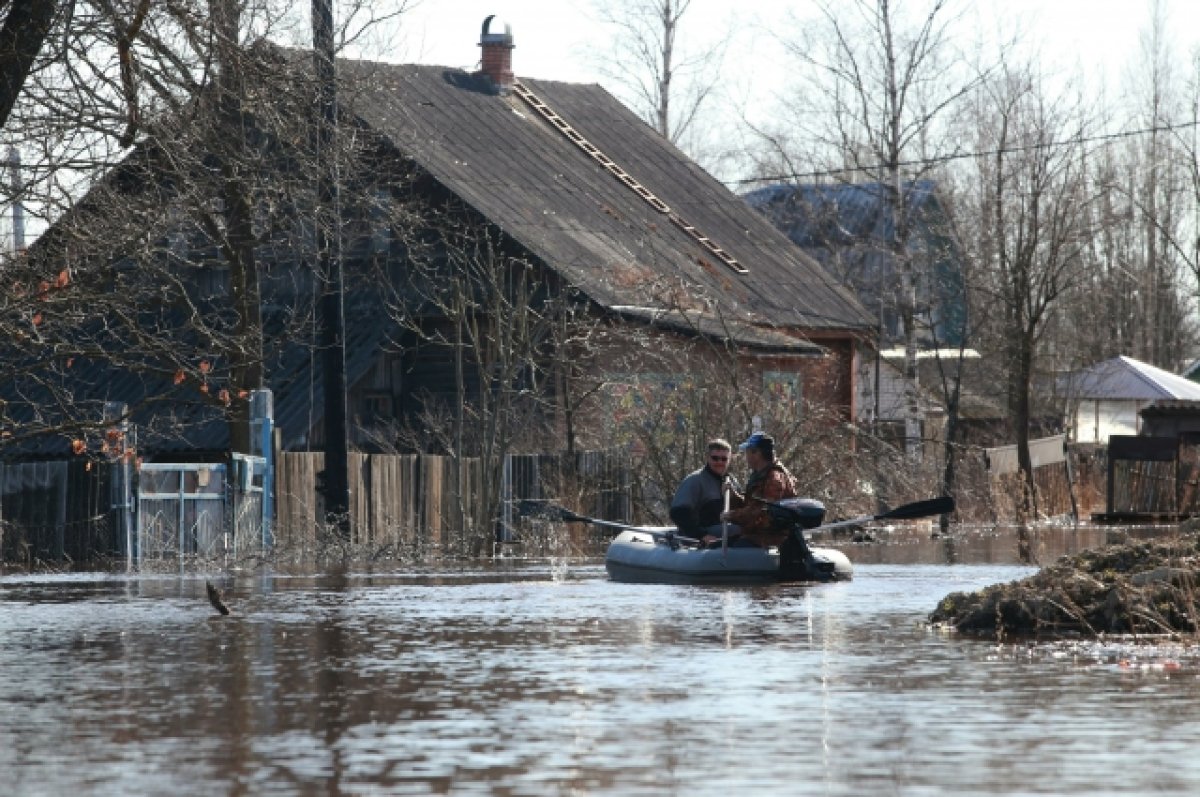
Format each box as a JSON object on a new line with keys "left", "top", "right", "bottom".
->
{"left": 721, "top": 483, "right": 731, "bottom": 558}
{"left": 515, "top": 500, "right": 699, "bottom": 545}
{"left": 758, "top": 495, "right": 956, "bottom": 534}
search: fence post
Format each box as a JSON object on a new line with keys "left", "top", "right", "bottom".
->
{"left": 1175, "top": 438, "right": 1182, "bottom": 517}
{"left": 251, "top": 389, "right": 274, "bottom": 549}
{"left": 496, "top": 453, "right": 513, "bottom": 554}
{"left": 104, "top": 401, "right": 135, "bottom": 569}
{"left": 1063, "top": 438, "right": 1079, "bottom": 522}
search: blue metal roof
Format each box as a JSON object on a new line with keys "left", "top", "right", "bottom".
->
{"left": 742, "top": 179, "right": 963, "bottom": 347}
{"left": 743, "top": 180, "right": 940, "bottom": 246}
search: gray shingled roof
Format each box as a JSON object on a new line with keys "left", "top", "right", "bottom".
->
{"left": 336, "top": 61, "right": 874, "bottom": 343}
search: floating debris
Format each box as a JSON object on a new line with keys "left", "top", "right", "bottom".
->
{"left": 205, "top": 580, "right": 231, "bottom": 616}
{"left": 930, "top": 535, "right": 1200, "bottom": 638}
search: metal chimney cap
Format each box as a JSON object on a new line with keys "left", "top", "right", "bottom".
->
{"left": 480, "top": 14, "right": 513, "bottom": 45}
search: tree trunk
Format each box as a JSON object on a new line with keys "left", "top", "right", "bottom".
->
{"left": 212, "top": 0, "right": 263, "bottom": 454}
{"left": 0, "top": 0, "right": 59, "bottom": 129}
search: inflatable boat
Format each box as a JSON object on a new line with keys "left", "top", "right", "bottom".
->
{"left": 521, "top": 495, "right": 953, "bottom": 587}
{"left": 604, "top": 526, "right": 853, "bottom": 585}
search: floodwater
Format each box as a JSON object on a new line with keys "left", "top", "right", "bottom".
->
{"left": 4, "top": 525, "right": 1200, "bottom": 796}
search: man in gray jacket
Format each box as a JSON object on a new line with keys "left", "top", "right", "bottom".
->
{"left": 669, "top": 438, "right": 735, "bottom": 540}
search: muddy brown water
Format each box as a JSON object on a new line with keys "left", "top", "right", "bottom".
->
{"left": 3, "top": 524, "right": 1200, "bottom": 796}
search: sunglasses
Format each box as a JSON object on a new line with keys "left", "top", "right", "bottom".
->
{"left": 709, "top": 454, "right": 728, "bottom": 461}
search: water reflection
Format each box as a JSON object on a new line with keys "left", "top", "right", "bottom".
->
{"left": 2, "top": 527, "right": 1200, "bottom": 795}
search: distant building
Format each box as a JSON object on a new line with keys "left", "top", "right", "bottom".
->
{"left": 1059, "top": 355, "right": 1200, "bottom": 443}
{"left": 744, "top": 180, "right": 966, "bottom": 348}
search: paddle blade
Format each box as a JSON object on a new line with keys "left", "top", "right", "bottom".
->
{"left": 879, "top": 496, "right": 955, "bottom": 521}
{"left": 514, "top": 500, "right": 586, "bottom": 523}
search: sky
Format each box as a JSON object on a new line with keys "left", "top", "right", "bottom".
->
{"left": 386, "top": 0, "right": 601, "bottom": 82}
{"left": 369, "top": 0, "right": 1200, "bottom": 184}
{"left": 7, "top": 0, "right": 1200, "bottom": 246}
{"left": 388, "top": 0, "right": 1200, "bottom": 86}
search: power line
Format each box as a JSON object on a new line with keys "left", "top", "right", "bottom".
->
{"left": 734, "top": 118, "right": 1200, "bottom": 185}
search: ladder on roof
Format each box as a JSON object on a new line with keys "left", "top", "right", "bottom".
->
{"left": 512, "top": 81, "right": 748, "bottom": 275}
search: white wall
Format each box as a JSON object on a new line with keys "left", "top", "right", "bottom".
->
{"left": 1071, "top": 399, "right": 1143, "bottom": 443}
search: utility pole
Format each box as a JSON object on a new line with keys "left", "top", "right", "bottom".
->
{"left": 8, "top": 147, "right": 24, "bottom": 251}
{"left": 313, "top": 0, "right": 350, "bottom": 537}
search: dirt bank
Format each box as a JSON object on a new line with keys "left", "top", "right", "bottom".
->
{"left": 929, "top": 530, "right": 1200, "bottom": 638}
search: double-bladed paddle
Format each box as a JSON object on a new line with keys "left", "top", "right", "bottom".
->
{"left": 758, "top": 495, "right": 956, "bottom": 534}
{"left": 515, "top": 500, "right": 698, "bottom": 544}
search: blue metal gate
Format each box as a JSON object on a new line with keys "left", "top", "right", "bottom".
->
{"left": 135, "top": 457, "right": 270, "bottom": 563}
{"left": 133, "top": 390, "right": 273, "bottom": 564}
{"left": 136, "top": 462, "right": 228, "bottom": 561}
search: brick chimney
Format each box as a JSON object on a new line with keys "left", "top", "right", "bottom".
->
{"left": 478, "top": 15, "right": 514, "bottom": 94}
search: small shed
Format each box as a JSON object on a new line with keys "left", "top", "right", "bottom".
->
{"left": 1139, "top": 399, "right": 1200, "bottom": 439}
{"left": 1061, "top": 356, "right": 1200, "bottom": 443}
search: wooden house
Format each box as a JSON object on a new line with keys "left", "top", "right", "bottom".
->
{"left": 12, "top": 19, "right": 875, "bottom": 459}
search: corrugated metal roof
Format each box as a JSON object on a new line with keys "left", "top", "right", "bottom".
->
{"left": 742, "top": 179, "right": 964, "bottom": 347}
{"left": 1063, "top": 356, "right": 1200, "bottom": 400}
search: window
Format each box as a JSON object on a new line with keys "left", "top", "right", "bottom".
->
{"left": 763, "top": 371, "right": 803, "bottom": 430}
{"left": 361, "top": 392, "right": 394, "bottom": 425}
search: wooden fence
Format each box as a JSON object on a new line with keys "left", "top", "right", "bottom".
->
{"left": 978, "top": 435, "right": 1082, "bottom": 522}
{"left": 0, "top": 460, "right": 114, "bottom": 563}
{"left": 7, "top": 434, "right": 1193, "bottom": 563}
{"left": 1099, "top": 435, "right": 1200, "bottom": 520}
{"left": 0, "top": 448, "right": 630, "bottom": 564}
{"left": 274, "top": 449, "right": 630, "bottom": 556}
{"left": 275, "top": 452, "right": 482, "bottom": 555}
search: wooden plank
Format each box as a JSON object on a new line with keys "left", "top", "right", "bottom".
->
{"left": 349, "top": 452, "right": 369, "bottom": 544}
{"left": 276, "top": 451, "right": 321, "bottom": 547}
{"left": 421, "top": 455, "right": 444, "bottom": 549}
{"left": 367, "top": 453, "right": 418, "bottom": 548}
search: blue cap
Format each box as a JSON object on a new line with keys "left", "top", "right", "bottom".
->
{"left": 739, "top": 432, "right": 768, "bottom": 451}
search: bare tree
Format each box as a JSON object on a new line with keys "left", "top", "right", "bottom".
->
{"left": 0, "top": 0, "right": 61, "bottom": 130}
{"left": 0, "top": 1, "right": 402, "bottom": 458}
{"left": 957, "top": 58, "right": 1092, "bottom": 516}
{"left": 1100, "top": 0, "right": 1198, "bottom": 369}
{"left": 371, "top": 207, "right": 589, "bottom": 553}
{"left": 765, "top": 0, "right": 977, "bottom": 463}
{"left": 589, "top": 0, "right": 729, "bottom": 164}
